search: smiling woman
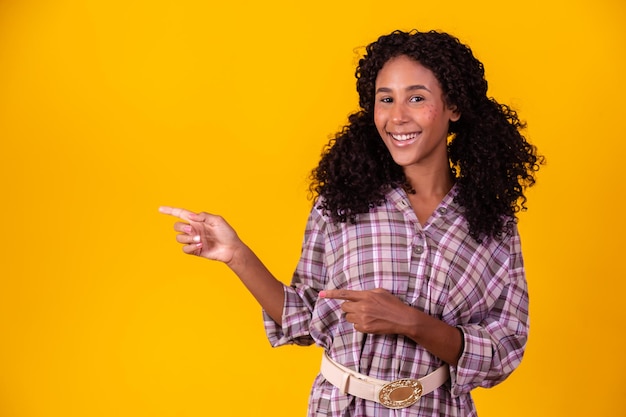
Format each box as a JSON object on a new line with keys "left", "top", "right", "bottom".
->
{"left": 161, "top": 29, "right": 543, "bottom": 417}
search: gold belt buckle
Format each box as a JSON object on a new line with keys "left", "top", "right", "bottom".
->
{"left": 378, "top": 379, "right": 423, "bottom": 409}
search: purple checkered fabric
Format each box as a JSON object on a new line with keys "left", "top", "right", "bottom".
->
{"left": 264, "top": 185, "right": 528, "bottom": 416}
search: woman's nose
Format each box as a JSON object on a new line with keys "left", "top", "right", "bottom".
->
{"left": 390, "top": 103, "right": 409, "bottom": 123}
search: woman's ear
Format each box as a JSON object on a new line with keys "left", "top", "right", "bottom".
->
{"left": 449, "top": 105, "right": 461, "bottom": 122}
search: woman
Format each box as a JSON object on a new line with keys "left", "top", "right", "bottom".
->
{"left": 160, "top": 29, "right": 543, "bottom": 416}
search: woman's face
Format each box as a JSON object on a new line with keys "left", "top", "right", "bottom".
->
{"left": 373, "top": 55, "right": 460, "bottom": 173}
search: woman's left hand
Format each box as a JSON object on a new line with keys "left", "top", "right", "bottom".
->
{"left": 320, "top": 288, "right": 417, "bottom": 335}
{"left": 321, "top": 288, "right": 463, "bottom": 365}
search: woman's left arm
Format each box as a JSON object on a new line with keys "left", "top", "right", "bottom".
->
{"left": 319, "top": 288, "right": 464, "bottom": 365}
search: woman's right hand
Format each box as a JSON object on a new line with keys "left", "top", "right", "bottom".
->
{"left": 159, "top": 205, "right": 286, "bottom": 324}
{"left": 159, "top": 206, "right": 243, "bottom": 264}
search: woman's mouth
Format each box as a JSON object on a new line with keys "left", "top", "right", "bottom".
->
{"left": 389, "top": 132, "right": 419, "bottom": 142}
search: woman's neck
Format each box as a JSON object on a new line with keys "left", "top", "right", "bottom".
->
{"left": 403, "top": 164, "right": 455, "bottom": 199}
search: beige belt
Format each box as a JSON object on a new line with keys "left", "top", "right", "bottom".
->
{"left": 320, "top": 352, "right": 449, "bottom": 409}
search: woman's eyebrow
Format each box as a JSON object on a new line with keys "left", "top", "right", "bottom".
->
{"left": 407, "top": 84, "right": 431, "bottom": 92}
{"left": 375, "top": 84, "right": 431, "bottom": 94}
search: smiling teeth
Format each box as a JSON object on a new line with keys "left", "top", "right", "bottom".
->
{"left": 391, "top": 133, "right": 417, "bottom": 141}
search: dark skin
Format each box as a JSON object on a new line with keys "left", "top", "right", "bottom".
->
{"left": 320, "top": 289, "right": 463, "bottom": 366}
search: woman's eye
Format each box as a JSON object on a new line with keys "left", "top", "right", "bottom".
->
{"left": 409, "top": 96, "right": 424, "bottom": 103}
{"left": 380, "top": 97, "right": 393, "bottom": 103}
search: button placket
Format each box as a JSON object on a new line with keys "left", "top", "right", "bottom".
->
{"left": 412, "top": 228, "right": 425, "bottom": 256}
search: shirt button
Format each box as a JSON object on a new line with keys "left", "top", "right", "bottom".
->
{"left": 437, "top": 207, "right": 448, "bottom": 215}
{"left": 413, "top": 245, "right": 424, "bottom": 255}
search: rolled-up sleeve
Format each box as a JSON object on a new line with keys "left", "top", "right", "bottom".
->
{"left": 263, "top": 207, "right": 329, "bottom": 347}
{"left": 450, "top": 230, "right": 529, "bottom": 397}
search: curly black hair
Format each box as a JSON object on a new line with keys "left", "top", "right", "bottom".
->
{"left": 309, "top": 29, "right": 544, "bottom": 241}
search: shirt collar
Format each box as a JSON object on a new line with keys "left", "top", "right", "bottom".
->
{"left": 388, "top": 183, "right": 461, "bottom": 219}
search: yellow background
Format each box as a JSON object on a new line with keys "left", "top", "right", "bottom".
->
{"left": 0, "top": 0, "right": 624, "bottom": 416}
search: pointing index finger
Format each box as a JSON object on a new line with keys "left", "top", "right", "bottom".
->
{"left": 319, "top": 289, "right": 362, "bottom": 301}
{"left": 158, "top": 206, "right": 196, "bottom": 222}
